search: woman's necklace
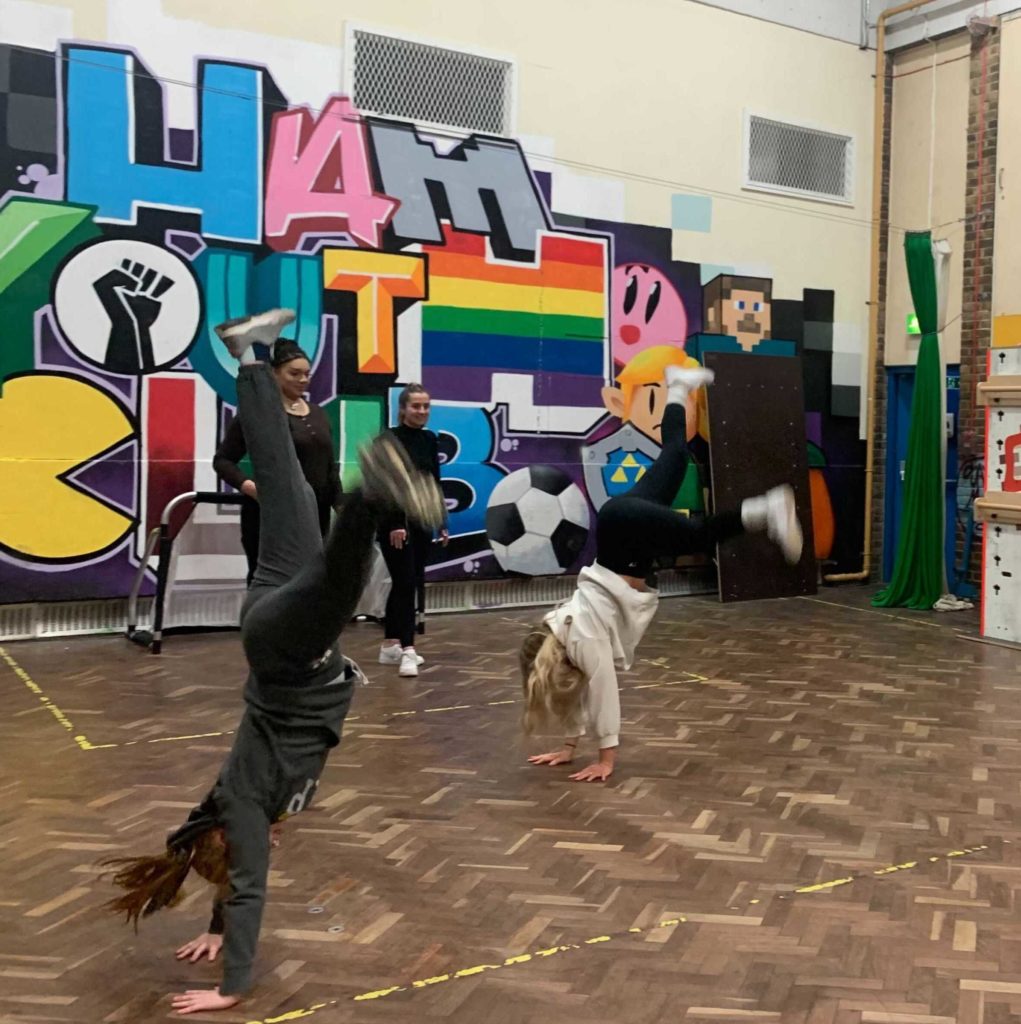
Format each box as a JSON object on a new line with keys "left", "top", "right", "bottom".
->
{"left": 285, "top": 397, "right": 306, "bottom": 414}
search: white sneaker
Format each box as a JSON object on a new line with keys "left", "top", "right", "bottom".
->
{"left": 664, "top": 365, "right": 715, "bottom": 404}
{"left": 765, "top": 484, "right": 803, "bottom": 565}
{"left": 379, "top": 644, "right": 424, "bottom": 667}
{"left": 214, "top": 308, "right": 296, "bottom": 359}
{"left": 399, "top": 648, "right": 420, "bottom": 677}
{"left": 379, "top": 644, "right": 403, "bottom": 665}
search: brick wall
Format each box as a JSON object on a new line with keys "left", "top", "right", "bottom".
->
{"left": 869, "top": 63, "right": 894, "bottom": 580}
{"left": 959, "top": 23, "right": 999, "bottom": 583}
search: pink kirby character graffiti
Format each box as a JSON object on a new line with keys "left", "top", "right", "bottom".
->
{"left": 611, "top": 263, "right": 688, "bottom": 367}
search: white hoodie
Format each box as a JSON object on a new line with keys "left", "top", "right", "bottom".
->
{"left": 543, "top": 563, "right": 659, "bottom": 748}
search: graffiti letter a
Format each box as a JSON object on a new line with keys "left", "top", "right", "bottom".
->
{"left": 265, "top": 97, "right": 398, "bottom": 252}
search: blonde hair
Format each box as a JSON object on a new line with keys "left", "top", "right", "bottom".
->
{"left": 519, "top": 623, "right": 587, "bottom": 734}
{"left": 100, "top": 828, "right": 228, "bottom": 931}
{"left": 615, "top": 345, "right": 709, "bottom": 439}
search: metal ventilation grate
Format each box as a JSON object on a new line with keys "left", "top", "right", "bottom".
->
{"left": 0, "top": 599, "right": 142, "bottom": 641}
{"left": 423, "top": 568, "right": 714, "bottom": 615}
{"left": 350, "top": 29, "right": 512, "bottom": 135}
{"left": 745, "top": 114, "right": 853, "bottom": 203}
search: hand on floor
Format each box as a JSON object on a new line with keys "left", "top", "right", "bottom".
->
{"left": 527, "top": 749, "right": 575, "bottom": 766}
{"left": 569, "top": 761, "right": 613, "bottom": 782}
{"left": 175, "top": 932, "right": 223, "bottom": 963}
{"left": 171, "top": 988, "right": 240, "bottom": 1015}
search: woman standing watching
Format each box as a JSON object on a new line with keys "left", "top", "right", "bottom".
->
{"left": 214, "top": 342, "right": 342, "bottom": 585}
{"left": 378, "top": 384, "right": 448, "bottom": 678}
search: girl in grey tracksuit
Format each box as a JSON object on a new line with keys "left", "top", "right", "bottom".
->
{"left": 103, "top": 315, "right": 442, "bottom": 1016}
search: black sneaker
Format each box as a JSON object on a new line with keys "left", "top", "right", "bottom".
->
{"left": 359, "top": 434, "right": 446, "bottom": 530}
{"left": 214, "top": 309, "right": 296, "bottom": 359}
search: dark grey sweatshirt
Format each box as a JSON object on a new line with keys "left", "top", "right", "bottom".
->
{"left": 195, "top": 648, "right": 356, "bottom": 996}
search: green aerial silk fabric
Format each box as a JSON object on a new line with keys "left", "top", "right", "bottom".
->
{"left": 873, "top": 230, "right": 945, "bottom": 609}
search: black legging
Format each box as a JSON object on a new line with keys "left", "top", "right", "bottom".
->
{"left": 234, "top": 363, "right": 375, "bottom": 679}
{"left": 379, "top": 526, "right": 431, "bottom": 648}
{"left": 596, "top": 402, "right": 743, "bottom": 578}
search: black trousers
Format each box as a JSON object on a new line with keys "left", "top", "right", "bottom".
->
{"left": 379, "top": 526, "right": 432, "bottom": 648}
{"left": 234, "top": 363, "right": 374, "bottom": 678}
{"left": 595, "top": 403, "right": 743, "bottom": 578}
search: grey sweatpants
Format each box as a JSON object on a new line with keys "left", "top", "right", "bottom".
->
{"left": 236, "top": 363, "right": 373, "bottom": 678}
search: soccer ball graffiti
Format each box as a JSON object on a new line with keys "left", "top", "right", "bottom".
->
{"left": 485, "top": 466, "right": 591, "bottom": 576}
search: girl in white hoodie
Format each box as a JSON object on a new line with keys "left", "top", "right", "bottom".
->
{"left": 520, "top": 365, "right": 802, "bottom": 782}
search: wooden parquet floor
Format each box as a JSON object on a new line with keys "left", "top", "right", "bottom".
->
{"left": 2, "top": 589, "right": 1020, "bottom": 1023}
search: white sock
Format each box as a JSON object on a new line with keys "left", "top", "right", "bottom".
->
{"left": 664, "top": 366, "right": 714, "bottom": 407}
{"left": 741, "top": 496, "right": 768, "bottom": 531}
{"left": 666, "top": 382, "right": 690, "bottom": 406}
{"left": 237, "top": 347, "right": 256, "bottom": 366}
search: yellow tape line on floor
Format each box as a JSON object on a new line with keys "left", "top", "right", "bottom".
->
{"left": 242, "top": 845, "right": 990, "bottom": 1023}
{"left": 0, "top": 644, "right": 100, "bottom": 750}
{"left": 0, "top": 644, "right": 704, "bottom": 751}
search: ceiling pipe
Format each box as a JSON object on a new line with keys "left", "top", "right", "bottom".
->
{"left": 824, "top": 0, "right": 945, "bottom": 584}
{"left": 861, "top": 0, "right": 872, "bottom": 49}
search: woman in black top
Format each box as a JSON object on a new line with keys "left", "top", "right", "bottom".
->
{"left": 101, "top": 310, "right": 445, "bottom": 1016}
{"left": 213, "top": 342, "right": 341, "bottom": 585}
{"left": 378, "top": 384, "right": 448, "bottom": 678}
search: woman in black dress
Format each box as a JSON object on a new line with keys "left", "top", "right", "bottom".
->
{"left": 377, "top": 384, "right": 448, "bottom": 678}
{"left": 214, "top": 342, "right": 342, "bottom": 585}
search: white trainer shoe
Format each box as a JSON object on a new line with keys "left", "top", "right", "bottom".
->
{"left": 214, "top": 308, "right": 296, "bottom": 359}
{"left": 764, "top": 484, "right": 803, "bottom": 565}
{"left": 399, "top": 648, "right": 421, "bottom": 677}
{"left": 379, "top": 644, "right": 402, "bottom": 665}
{"left": 380, "top": 644, "right": 424, "bottom": 667}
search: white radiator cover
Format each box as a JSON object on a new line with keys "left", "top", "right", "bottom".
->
{"left": 0, "top": 571, "right": 714, "bottom": 642}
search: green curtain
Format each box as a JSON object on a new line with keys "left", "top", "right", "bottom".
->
{"left": 873, "top": 231, "right": 944, "bottom": 609}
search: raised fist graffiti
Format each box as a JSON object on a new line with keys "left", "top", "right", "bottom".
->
{"left": 54, "top": 239, "right": 202, "bottom": 376}
{"left": 92, "top": 259, "right": 176, "bottom": 374}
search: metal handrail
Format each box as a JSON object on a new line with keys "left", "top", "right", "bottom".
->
{"left": 125, "top": 491, "right": 245, "bottom": 654}
{"left": 125, "top": 526, "right": 161, "bottom": 638}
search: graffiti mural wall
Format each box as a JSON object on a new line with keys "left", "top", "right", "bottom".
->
{"left": 0, "top": 41, "right": 865, "bottom": 604}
